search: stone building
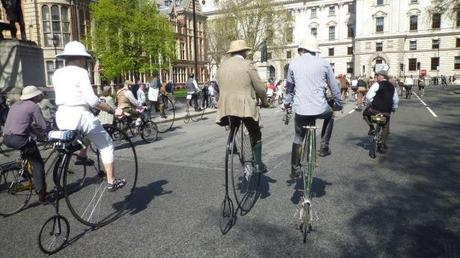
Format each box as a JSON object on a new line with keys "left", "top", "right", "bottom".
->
{"left": 204, "top": 0, "right": 460, "bottom": 81}
{"left": 158, "top": 0, "right": 209, "bottom": 86}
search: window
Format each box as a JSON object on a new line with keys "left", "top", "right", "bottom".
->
{"left": 328, "top": 48, "right": 334, "bottom": 56}
{"left": 409, "top": 58, "right": 417, "bottom": 71}
{"left": 286, "top": 27, "right": 293, "bottom": 43}
{"left": 347, "top": 62, "right": 354, "bottom": 74}
{"left": 457, "top": 38, "right": 460, "bottom": 47}
{"left": 311, "top": 8, "right": 317, "bottom": 18}
{"left": 431, "top": 57, "right": 440, "bottom": 70}
{"left": 376, "top": 42, "right": 383, "bottom": 52}
{"left": 409, "top": 40, "right": 417, "bottom": 50}
{"left": 377, "top": 0, "right": 384, "bottom": 5}
{"left": 376, "top": 17, "right": 384, "bottom": 32}
{"left": 410, "top": 0, "right": 418, "bottom": 3}
{"left": 45, "top": 60, "right": 63, "bottom": 85}
{"left": 432, "top": 39, "right": 440, "bottom": 49}
{"left": 347, "top": 24, "right": 354, "bottom": 38}
{"left": 287, "top": 51, "right": 292, "bottom": 59}
{"left": 432, "top": 13, "right": 441, "bottom": 29}
{"left": 348, "top": 3, "right": 355, "bottom": 14}
{"left": 267, "top": 52, "right": 272, "bottom": 60}
{"left": 42, "top": 5, "right": 71, "bottom": 47}
{"left": 347, "top": 46, "right": 353, "bottom": 55}
{"left": 329, "top": 26, "right": 335, "bottom": 40}
{"left": 455, "top": 56, "right": 460, "bottom": 69}
{"left": 410, "top": 15, "right": 418, "bottom": 31}
{"left": 329, "top": 6, "right": 335, "bottom": 16}
{"left": 311, "top": 27, "right": 317, "bottom": 36}
{"left": 457, "top": 12, "right": 460, "bottom": 27}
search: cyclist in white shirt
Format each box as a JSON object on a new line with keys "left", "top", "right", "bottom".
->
{"left": 53, "top": 41, "right": 126, "bottom": 191}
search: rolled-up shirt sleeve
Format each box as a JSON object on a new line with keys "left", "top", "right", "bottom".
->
{"left": 365, "top": 82, "right": 379, "bottom": 103}
{"left": 284, "top": 68, "right": 295, "bottom": 105}
{"left": 326, "top": 63, "right": 342, "bottom": 107}
{"left": 80, "top": 70, "right": 100, "bottom": 107}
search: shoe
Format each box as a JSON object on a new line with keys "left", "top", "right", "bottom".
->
{"left": 37, "top": 190, "right": 49, "bottom": 205}
{"left": 368, "top": 128, "right": 375, "bottom": 136}
{"left": 75, "top": 156, "right": 95, "bottom": 166}
{"left": 377, "top": 144, "right": 386, "bottom": 154}
{"left": 318, "top": 147, "right": 331, "bottom": 157}
{"left": 160, "top": 114, "right": 167, "bottom": 119}
{"left": 107, "top": 178, "right": 127, "bottom": 192}
{"left": 290, "top": 167, "right": 300, "bottom": 179}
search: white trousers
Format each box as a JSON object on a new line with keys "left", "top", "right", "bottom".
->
{"left": 56, "top": 106, "right": 114, "bottom": 164}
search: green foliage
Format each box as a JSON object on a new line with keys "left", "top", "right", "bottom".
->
{"left": 88, "top": 0, "right": 176, "bottom": 81}
{"left": 429, "top": 0, "right": 460, "bottom": 18}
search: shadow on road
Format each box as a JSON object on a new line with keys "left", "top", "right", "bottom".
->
{"left": 127, "top": 180, "right": 172, "bottom": 215}
{"left": 340, "top": 117, "right": 460, "bottom": 256}
{"left": 288, "top": 177, "right": 332, "bottom": 205}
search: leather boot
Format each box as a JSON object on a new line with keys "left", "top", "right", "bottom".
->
{"left": 37, "top": 189, "right": 48, "bottom": 204}
{"left": 252, "top": 142, "right": 267, "bottom": 173}
{"left": 291, "top": 143, "right": 302, "bottom": 179}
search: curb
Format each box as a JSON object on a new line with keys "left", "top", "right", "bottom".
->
{"left": 454, "top": 91, "right": 460, "bottom": 95}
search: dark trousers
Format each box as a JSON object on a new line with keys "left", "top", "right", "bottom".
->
{"left": 189, "top": 93, "right": 199, "bottom": 110}
{"left": 363, "top": 107, "right": 391, "bottom": 144}
{"left": 3, "top": 135, "right": 46, "bottom": 192}
{"left": 227, "top": 116, "right": 261, "bottom": 147}
{"left": 294, "top": 109, "right": 334, "bottom": 149}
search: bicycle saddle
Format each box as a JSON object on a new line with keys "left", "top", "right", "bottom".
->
{"left": 370, "top": 114, "right": 387, "bottom": 125}
{"left": 47, "top": 130, "right": 79, "bottom": 143}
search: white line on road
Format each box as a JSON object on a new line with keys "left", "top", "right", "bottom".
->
{"left": 413, "top": 92, "right": 427, "bottom": 106}
{"left": 348, "top": 109, "right": 355, "bottom": 114}
{"left": 426, "top": 107, "right": 439, "bottom": 118}
{"left": 413, "top": 92, "right": 438, "bottom": 118}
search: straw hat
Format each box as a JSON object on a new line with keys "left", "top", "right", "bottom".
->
{"left": 227, "top": 40, "right": 251, "bottom": 54}
{"left": 297, "top": 37, "right": 320, "bottom": 53}
{"left": 56, "top": 41, "right": 92, "bottom": 58}
{"left": 20, "top": 85, "right": 43, "bottom": 100}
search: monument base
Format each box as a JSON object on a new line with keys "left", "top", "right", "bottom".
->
{"left": 257, "top": 63, "right": 269, "bottom": 82}
{"left": 0, "top": 40, "right": 45, "bottom": 100}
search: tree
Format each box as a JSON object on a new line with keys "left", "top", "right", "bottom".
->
{"left": 207, "top": 0, "right": 290, "bottom": 67}
{"left": 88, "top": 0, "right": 176, "bottom": 81}
{"left": 430, "top": 0, "right": 460, "bottom": 17}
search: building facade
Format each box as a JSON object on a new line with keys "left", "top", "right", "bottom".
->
{"left": 204, "top": 0, "right": 460, "bottom": 81}
{"left": 159, "top": 0, "right": 208, "bottom": 86}
{"left": 0, "top": 0, "right": 94, "bottom": 87}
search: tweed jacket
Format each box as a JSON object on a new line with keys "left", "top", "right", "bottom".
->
{"left": 216, "top": 56, "right": 267, "bottom": 125}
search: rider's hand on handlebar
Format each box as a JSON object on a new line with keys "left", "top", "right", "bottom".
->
{"left": 332, "top": 103, "right": 343, "bottom": 112}
{"left": 260, "top": 101, "right": 270, "bottom": 108}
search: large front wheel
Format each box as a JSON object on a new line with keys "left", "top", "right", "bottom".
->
{"left": 228, "top": 123, "right": 260, "bottom": 212}
{"left": 63, "top": 125, "right": 138, "bottom": 227}
{"left": 140, "top": 121, "right": 158, "bottom": 143}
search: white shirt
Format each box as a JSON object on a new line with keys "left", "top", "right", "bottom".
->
{"left": 53, "top": 66, "right": 100, "bottom": 108}
{"left": 366, "top": 81, "right": 399, "bottom": 109}
{"left": 404, "top": 77, "right": 414, "bottom": 85}
{"left": 351, "top": 79, "right": 358, "bottom": 87}
{"left": 137, "top": 88, "right": 146, "bottom": 104}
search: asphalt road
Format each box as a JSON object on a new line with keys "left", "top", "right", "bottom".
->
{"left": 1, "top": 85, "right": 459, "bottom": 258}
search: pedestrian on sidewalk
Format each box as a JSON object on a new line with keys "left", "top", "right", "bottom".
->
{"left": 186, "top": 73, "right": 201, "bottom": 111}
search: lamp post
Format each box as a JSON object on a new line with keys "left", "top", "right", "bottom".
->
{"left": 192, "top": 0, "right": 205, "bottom": 83}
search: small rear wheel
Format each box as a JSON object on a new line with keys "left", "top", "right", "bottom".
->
{"left": 140, "top": 121, "right": 158, "bottom": 143}
{"left": 38, "top": 215, "right": 69, "bottom": 254}
{"left": 219, "top": 196, "right": 235, "bottom": 235}
{"left": 0, "top": 163, "right": 33, "bottom": 216}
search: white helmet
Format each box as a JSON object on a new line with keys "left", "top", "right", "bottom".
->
{"left": 56, "top": 41, "right": 91, "bottom": 58}
{"left": 297, "top": 36, "right": 320, "bottom": 53}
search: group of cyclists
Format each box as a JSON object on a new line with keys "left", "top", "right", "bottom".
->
{"left": 1, "top": 36, "right": 400, "bottom": 205}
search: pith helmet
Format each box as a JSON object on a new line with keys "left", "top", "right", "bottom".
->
{"left": 297, "top": 37, "right": 320, "bottom": 53}
{"left": 56, "top": 41, "right": 91, "bottom": 58}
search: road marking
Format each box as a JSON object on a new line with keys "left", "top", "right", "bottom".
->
{"left": 413, "top": 92, "right": 438, "bottom": 118}
{"left": 348, "top": 109, "right": 355, "bottom": 114}
{"left": 413, "top": 92, "right": 427, "bottom": 106}
{"left": 426, "top": 107, "right": 438, "bottom": 118}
